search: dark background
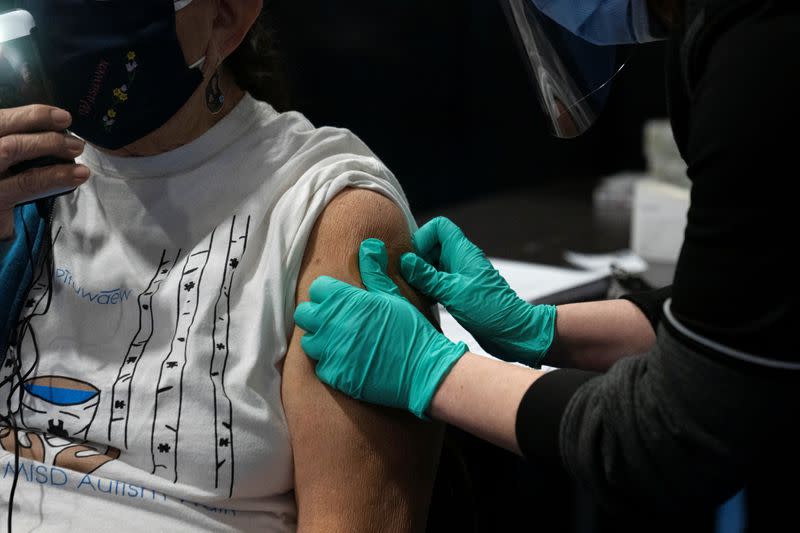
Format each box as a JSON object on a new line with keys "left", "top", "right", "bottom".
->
{"left": 271, "top": 0, "right": 669, "bottom": 212}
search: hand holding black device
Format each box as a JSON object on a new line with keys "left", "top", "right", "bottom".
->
{"left": 0, "top": 9, "right": 90, "bottom": 240}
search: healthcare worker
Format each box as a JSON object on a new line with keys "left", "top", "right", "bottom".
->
{"left": 295, "top": 0, "right": 799, "bottom": 527}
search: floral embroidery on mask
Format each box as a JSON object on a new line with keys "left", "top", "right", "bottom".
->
{"left": 102, "top": 108, "right": 117, "bottom": 127}
{"left": 113, "top": 86, "right": 129, "bottom": 102}
{"left": 126, "top": 51, "right": 138, "bottom": 73}
{"left": 103, "top": 51, "right": 138, "bottom": 132}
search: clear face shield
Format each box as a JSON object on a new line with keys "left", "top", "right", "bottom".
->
{"left": 500, "top": 0, "right": 631, "bottom": 138}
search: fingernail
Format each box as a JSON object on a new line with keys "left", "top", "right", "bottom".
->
{"left": 51, "top": 109, "right": 71, "bottom": 127}
{"left": 65, "top": 136, "right": 85, "bottom": 155}
{"left": 73, "top": 165, "right": 91, "bottom": 182}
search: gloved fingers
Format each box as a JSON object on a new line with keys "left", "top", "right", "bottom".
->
{"left": 308, "top": 275, "right": 356, "bottom": 304}
{"left": 424, "top": 243, "right": 443, "bottom": 268}
{"left": 300, "top": 332, "right": 322, "bottom": 361}
{"left": 359, "top": 238, "right": 403, "bottom": 298}
{"left": 400, "top": 252, "right": 451, "bottom": 301}
{"left": 294, "top": 301, "right": 323, "bottom": 333}
{"left": 412, "top": 217, "right": 462, "bottom": 264}
{"left": 413, "top": 217, "right": 485, "bottom": 273}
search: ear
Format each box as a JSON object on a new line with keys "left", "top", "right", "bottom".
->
{"left": 209, "top": 0, "right": 264, "bottom": 64}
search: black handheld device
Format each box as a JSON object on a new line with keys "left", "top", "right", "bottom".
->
{"left": 0, "top": 8, "right": 76, "bottom": 195}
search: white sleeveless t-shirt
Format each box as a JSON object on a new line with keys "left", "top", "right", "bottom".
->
{"left": 0, "top": 94, "right": 415, "bottom": 531}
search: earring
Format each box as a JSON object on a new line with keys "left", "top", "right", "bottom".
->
{"left": 206, "top": 69, "right": 225, "bottom": 114}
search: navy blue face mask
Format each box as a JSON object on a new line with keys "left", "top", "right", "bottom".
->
{"left": 18, "top": 0, "right": 205, "bottom": 150}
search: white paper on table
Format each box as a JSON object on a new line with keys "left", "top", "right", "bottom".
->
{"left": 563, "top": 249, "right": 648, "bottom": 274}
{"left": 486, "top": 258, "right": 611, "bottom": 304}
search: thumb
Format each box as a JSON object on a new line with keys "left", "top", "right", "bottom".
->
{"left": 359, "top": 238, "right": 403, "bottom": 298}
{"left": 308, "top": 275, "right": 354, "bottom": 304}
{"left": 400, "top": 252, "right": 451, "bottom": 302}
{"left": 294, "top": 302, "right": 323, "bottom": 334}
{"left": 300, "top": 332, "right": 322, "bottom": 361}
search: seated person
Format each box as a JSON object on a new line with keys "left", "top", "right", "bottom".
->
{"left": 0, "top": 0, "right": 441, "bottom": 530}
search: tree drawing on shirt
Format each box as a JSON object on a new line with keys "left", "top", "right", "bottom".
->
{"left": 150, "top": 232, "right": 215, "bottom": 482}
{"left": 210, "top": 215, "right": 251, "bottom": 497}
{"left": 108, "top": 249, "right": 182, "bottom": 448}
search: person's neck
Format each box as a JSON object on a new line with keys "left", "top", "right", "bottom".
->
{"left": 101, "top": 68, "right": 245, "bottom": 158}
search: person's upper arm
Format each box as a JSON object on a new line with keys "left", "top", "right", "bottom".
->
{"left": 671, "top": 5, "right": 799, "bottom": 357}
{"left": 282, "top": 188, "right": 442, "bottom": 532}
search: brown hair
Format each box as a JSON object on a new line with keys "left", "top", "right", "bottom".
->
{"left": 225, "top": 8, "right": 290, "bottom": 110}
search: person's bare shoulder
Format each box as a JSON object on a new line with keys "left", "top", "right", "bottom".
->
{"left": 282, "top": 187, "right": 441, "bottom": 533}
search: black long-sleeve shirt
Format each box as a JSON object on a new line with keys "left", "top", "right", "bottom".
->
{"left": 516, "top": 0, "right": 800, "bottom": 518}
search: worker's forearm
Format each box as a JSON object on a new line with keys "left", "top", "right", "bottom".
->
{"left": 428, "top": 353, "right": 547, "bottom": 455}
{"left": 543, "top": 300, "right": 656, "bottom": 371}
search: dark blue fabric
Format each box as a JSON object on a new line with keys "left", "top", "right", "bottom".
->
{"left": 18, "top": 0, "right": 203, "bottom": 150}
{"left": 530, "top": 0, "right": 639, "bottom": 45}
{"left": 0, "top": 203, "right": 47, "bottom": 363}
{"left": 537, "top": 14, "right": 618, "bottom": 112}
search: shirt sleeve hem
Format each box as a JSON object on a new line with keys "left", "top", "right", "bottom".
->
{"left": 515, "top": 368, "right": 600, "bottom": 463}
{"left": 620, "top": 285, "right": 673, "bottom": 332}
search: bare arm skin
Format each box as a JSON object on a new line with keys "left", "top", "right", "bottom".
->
{"left": 282, "top": 188, "right": 442, "bottom": 533}
{"left": 429, "top": 353, "right": 545, "bottom": 455}
{"left": 429, "top": 300, "right": 655, "bottom": 456}
{"left": 544, "top": 300, "right": 657, "bottom": 372}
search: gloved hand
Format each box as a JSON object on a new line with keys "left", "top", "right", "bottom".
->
{"left": 295, "top": 239, "right": 468, "bottom": 419}
{"left": 401, "top": 217, "right": 556, "bottom": 367}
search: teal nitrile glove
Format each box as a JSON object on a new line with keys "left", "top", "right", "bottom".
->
{"left": 401, "top": 217, "right": 556, "bottom": 367}
{"left": 294, "top": 238, "right": 468, "bottom": 419}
